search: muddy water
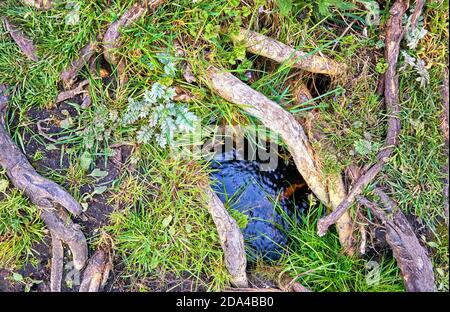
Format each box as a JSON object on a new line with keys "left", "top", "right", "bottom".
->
{"left": 209, "top": 145, "right": 311, "bottom": 261}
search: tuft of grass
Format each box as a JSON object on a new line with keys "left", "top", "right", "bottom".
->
{"left": 0, "top": 171, "right": 45, "bottom": 270}
{"left": 273, "top": 204, "right": 404, "bottom": 292}
{"left": 105, "top": 146, "right": 230, "bottom": 291}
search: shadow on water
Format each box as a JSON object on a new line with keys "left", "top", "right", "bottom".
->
{"left": 209, "top": 139, "right": 312, "bottom": 262}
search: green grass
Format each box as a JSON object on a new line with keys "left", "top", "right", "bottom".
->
{"left": 0, "top": 171, "right": 44, "bottom": 270}
{"left": 0, "top": 0, "right": 448, "bottom": 292}
{"left": 104, "top": 146, "right": 230, "bottom": 291}
{"left": 265, "top": 204, "right": 404, "bottom": 292}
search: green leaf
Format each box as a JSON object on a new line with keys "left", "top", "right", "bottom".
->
{"left": 354, "top": 139, "right": 373, "bottom": 156}
{"left": 80, "top": 151, "right": 92, "bottom": 170}
{"left": 89, "top": 169, "right": 109, "bottom": 178}
{"left": 12, "top": 272, "right": 23, "bottom": 282}
{"left": 93, "top": 185, "right": 108, "bottom": 195}
{"left": 162, "top": 215, "right": 173, "bottom": 228}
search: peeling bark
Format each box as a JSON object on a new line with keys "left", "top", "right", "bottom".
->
{"left": 230, "top": 28, "right": 346, "bottom": 75}
{"left": 0, "top": 84, "right": 88, "bottom": 290}
{"left": 317, "top": 0, "right": 409, "bottom": 237}
{"left": 2, "top": 17, "right": 39, "bottom": 62}
{"left": 203, "top": 66, "right": 354, "bottom": 254}
{"left": 357, "top": 194, "right": 436, "bottom": 292}
{"left": 204, "top": 187, "right": 248, "bottom": 288}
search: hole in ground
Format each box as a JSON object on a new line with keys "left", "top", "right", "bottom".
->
{"left": 208, "top": 136, "right": 312, "bottom": 262}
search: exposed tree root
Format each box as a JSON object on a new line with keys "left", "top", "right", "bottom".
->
{"left": 230, "top": 28, "right": 346, "bottom": 75}
{"left": 357, "top": 191, "right": 436, "bottom": 292}
{"left": 203, "top": 187, "right": 248, "bottom": 288}
{"left": 55, "top": 79, "right": 89, "bottom": 104}
{"left": 317, "top": 0, "right": 409, "bottom": 237}
{"left": 2, "top": 17, "right": 39, "bottom": 62}
{"left": 60, "top": 42, "right": 99, "bottom": 89}
{"left": 441, "top": 68, "right": 449, "bottom": 225}
{"left": 103, "top": 0, "right": 166, "bottom": 85}
{"left": 50, "top": 233, "right": 63, "bottom": 292}
{"left": 0, "top": 84, "right": 88, "bottom": 290}
{"left": 203, "top": 65, "right": 354, "bottom": 255}
{"left": 79, "top": 248, "right": 112, "bottom": 292}
{"left": 22, "top": 0, "right": 52, "bottom": 10}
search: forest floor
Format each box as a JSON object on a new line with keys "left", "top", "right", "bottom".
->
{"left": 0, "top": 0, "right": 448, "bottom": 292}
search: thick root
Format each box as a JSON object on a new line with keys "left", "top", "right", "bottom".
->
{"left": 60, "top": 42, "right": 98, "bottom": 89}
{"left": 203, "top": 66, "right": 354, "bottom": 254}
{"left": 50, "top": 234, "right": 64, "bottom": 292}
{"left": 0, "top": 85, "right": 88, "bottom": 290}
{"left": 79, "top": 248, "right": 112, "bottom": 292}
{"left": 103, "top": 0, "right": 166, "bottom": 84}
{"left": 204, "top": 187, "right": 248, "bottom": 288}
{"left": 230, "top": 28, "right": 345, "bottom": 75}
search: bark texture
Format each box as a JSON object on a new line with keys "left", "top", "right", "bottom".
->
{"left": 0, "top": 84, "right": 88, "bottom": 289}
{"left": 60, "top": 42, "right": 98, "bottom": 89}
{"left": 2, "top": 17, "right": 39, "bottom": 62}
{"left": 103, "top": 0, "right": 165, "bottom": 84}
{"left": 357, "top": 195, "right": 436, "bottom": 292}
{"left": 204, "top": 187, "right": 248, "bottom": 288}
{"left": 204, "top": 66, "right": 354, "bottom": 254}
{"left": 230, "top": 28, "right": 345, "bottom": 75}
{"left": 317, "top": 0, "right": 409, "bottom": 237}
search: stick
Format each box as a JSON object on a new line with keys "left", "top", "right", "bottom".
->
{"left": 316, "top": 0, "right": 409, "bottom": 237}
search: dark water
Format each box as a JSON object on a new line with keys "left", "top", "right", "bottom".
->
{"left": 209, "top": 146, "right": 311, "bottom": 261}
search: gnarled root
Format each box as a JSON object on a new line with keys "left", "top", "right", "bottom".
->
{"left": 204, "top": 187, "right": 248, "bottom": 288}
{"left": 230, "top": 28, "right": 345, "bottom": 75}
{"left": 316, "top": 0, "right": 409, "bottom": 237}
{"left": 79, "top": 248, "right": 112, "bottom": 292}
{"left": 0, "top": 85, "right": 88, "bottom": 291}
{"left": 357, "top": 191, "right": 436, "bottom": 292}
{"left": 202, "top": 66, "right": 355, "bottom": 255}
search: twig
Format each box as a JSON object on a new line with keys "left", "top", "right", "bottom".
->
{"left": 317, "top": 0, "right": 410, "bottom": 237}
